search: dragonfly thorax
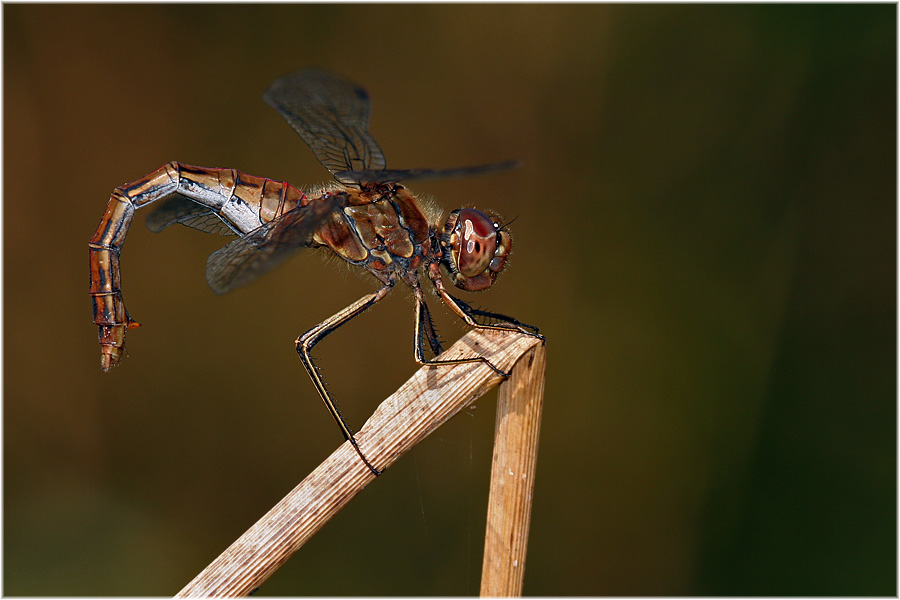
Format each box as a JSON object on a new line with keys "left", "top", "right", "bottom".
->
{"left": 310, "top": 185, "right": 432, "bottom": 280}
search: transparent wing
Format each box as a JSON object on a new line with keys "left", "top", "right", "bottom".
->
{"left": 146, "top": 196, "right": 239, "bottom": 236}
{"left": 205, "top": 194, "right": 344, "bottom": 295}
{"left": 264, "top": 68, "right": 386, "bottom": 179}
{"left": 334, "top": 160, "right": 521, "bottom": 185}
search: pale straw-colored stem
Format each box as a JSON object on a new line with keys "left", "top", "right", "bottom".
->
{"left": 480, "top": 342, "right": 546, "bottom": 596}
{"left": 176, "top": 329, "right": 543, "bottom": 597}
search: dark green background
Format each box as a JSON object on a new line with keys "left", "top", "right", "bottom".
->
{"left": 4, "top": 4, "right": 895, "bottom": 595}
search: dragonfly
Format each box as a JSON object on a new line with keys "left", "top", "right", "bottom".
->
{"left": 88, "top": 68, "right": 539, "bottom": 475}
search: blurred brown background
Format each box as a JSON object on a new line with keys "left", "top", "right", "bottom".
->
{"left": 4, "top": 4, "right": 895, "bottom": 596}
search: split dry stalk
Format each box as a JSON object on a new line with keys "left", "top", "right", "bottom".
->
{"left": 176, "top": 328, "right": 543, "bottom": 597}
{"left": 481, "top": 342, "right": 546, "bottom": 596}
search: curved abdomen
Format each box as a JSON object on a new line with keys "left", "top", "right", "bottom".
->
{"left": 89, "top": 162, "right": 307, "bottom": 370}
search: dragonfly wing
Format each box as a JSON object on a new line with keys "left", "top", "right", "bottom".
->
{"left": 146, "top": 196, "right": 239, "bottom": 236}
{"left": 205, "top": 194, "right": 342, "bottom": 295}
{"left": 334, "top": 160, "right": 521, "bottom": 185}
{"left": 264, "top": 68, "right": 386, "bottom": 179}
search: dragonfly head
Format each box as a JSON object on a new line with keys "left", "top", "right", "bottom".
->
{"left": 441, "top": 208, "right": 511, "bottom": 292}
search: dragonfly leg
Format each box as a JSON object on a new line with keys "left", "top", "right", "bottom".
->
{"left": 413, "top": 284, "right": 511, "bottom": 378}
{"left": 443, "top": 293, "right": 543, "bottom": 338}
{"left": 412, "top": 281, "right": 444, "bottom": 358}
{"left": 420, "top": 271, "right": 544, "bottom": 377}
{"left": 296, "top": 282, "right": 394, "bottom": 476}
{"left": 427, "top": 264, "right": 542, "bottom": 337}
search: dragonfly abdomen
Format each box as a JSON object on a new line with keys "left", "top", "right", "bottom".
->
{"left": 89, "top": 162, "right": 309, "bottom": 370}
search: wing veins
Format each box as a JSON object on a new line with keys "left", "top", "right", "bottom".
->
{"left": 205, "top": 193, "right": 344, "bottom": 295}
{"left": 264, "top": 68, "right": 386, "bottom": 179}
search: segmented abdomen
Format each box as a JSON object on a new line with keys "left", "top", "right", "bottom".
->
{"left": 88, "top": 162, "right": 307, "bottom": 370}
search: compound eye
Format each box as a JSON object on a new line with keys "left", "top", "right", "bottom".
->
{"left": 452, "top": 208, "right": 499, "bottom": 278}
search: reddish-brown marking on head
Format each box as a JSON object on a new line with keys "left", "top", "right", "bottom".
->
{"left": 443, "top": 208, "right": 511, "bottom": 292}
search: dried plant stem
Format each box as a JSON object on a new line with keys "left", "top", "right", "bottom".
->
{"left": 176, "top": 329, "right": 542, "bottom": 597}
{"left": 480, "top": 342, "right": 546, "bottom": 596}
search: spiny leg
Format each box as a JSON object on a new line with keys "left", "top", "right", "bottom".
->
{"left": 413, "top": 284, "right": 510, "bottom": 378}
{"left": 443, "top": 293, "right": 543, "bottom": 338}
{"left": 296, "top": 282, "right": 394, "bottom": 476}
{"left": 415, "top": 286, "right": 444, "bottom": 357}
